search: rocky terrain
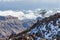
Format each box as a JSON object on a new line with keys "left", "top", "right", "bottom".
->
{"left": 0, "top": 12, "right": 60, "bottom": 40}
{"left": 8, "top": 13, "right": 60, "bottom": 40}
{"left": 0, "top": 15, "right": 37, "bottom": 38}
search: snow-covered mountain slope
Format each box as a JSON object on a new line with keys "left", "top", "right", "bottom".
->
{"left": 28, "top": 13, "right": 60, "bottom": 40}
{"left": 8, "top": 13, "right": 60, "bottom": 40}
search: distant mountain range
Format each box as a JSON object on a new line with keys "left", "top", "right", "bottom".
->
{"left": 0, "top": 15, "right": 37, "bottom": 38}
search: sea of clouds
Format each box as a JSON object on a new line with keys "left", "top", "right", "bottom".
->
{"left": 0, "top": 9, "right": 60, "bottom": 20}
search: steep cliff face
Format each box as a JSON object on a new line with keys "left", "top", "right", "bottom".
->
{"left": 0, "top": 15, "right": 37, "bottom": 38}
{"left": 0, "top": 16, "right": 24, "bottom": 38}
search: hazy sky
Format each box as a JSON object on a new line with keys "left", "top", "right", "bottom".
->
{"left": 0, "top": 0, "right": 60, "bottom": 10}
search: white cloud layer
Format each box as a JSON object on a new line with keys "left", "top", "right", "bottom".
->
{"left": 0, "top": 9, "right": 60, "bottom": 20}
{"left": 0, "top": 10, "right": 38, "bottom": 20}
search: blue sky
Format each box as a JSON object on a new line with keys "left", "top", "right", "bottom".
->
{"left": 0, "top": 0, "right": 60, "bottom": 10}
